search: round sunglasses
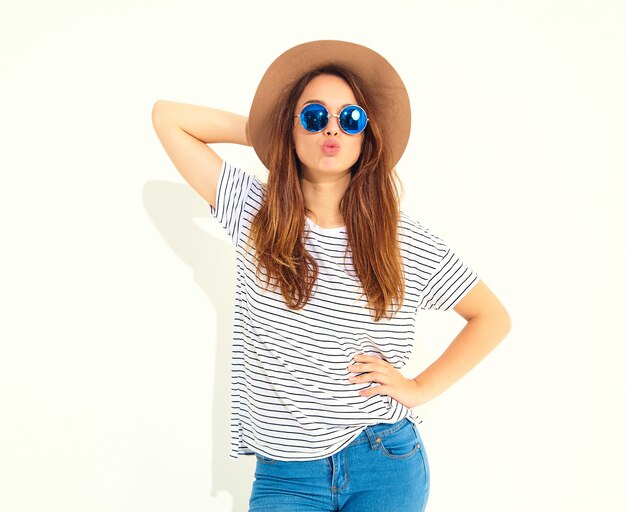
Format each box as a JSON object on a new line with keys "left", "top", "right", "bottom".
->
{"left": 294, "top": 103, "right": 369, "bottom": 135}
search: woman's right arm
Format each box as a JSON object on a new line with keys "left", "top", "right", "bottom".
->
{"left": 151, "top": 100, "right": 251, "bottom": 208}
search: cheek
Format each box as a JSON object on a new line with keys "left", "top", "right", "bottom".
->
{"left": 348, "top": 138, "right": 364, "bottom": 158}
{"left": 293, "top": 129, "right": 308, "bottom": 150}
{"left": 292, "top": 135, "right": 304, "bottom": 155}
{"left": 292, "top": 138, "right": 310, "bottom": 165}
{"left": 293, "top": 133, "right": 314, "bottom": 154}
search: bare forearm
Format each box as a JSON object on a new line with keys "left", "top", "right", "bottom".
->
{"left": 151, "top": 100, "right": 250, "bottom": 146}
{"left": 413, "top": 314, "right": 511, "bottom": 402}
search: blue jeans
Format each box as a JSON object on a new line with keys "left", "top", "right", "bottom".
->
{"left": 248, "top": 417, "right": 430, "bottom": 512}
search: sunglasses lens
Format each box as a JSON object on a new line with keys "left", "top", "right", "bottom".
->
{"left": 340, "top": 105, "right": 367, "bottom": 134}
{"left": 299, "top": 103, "right": 367, "bottom": 134}
{"left": 300, "top": 103, "right": 328, "bottom": 132}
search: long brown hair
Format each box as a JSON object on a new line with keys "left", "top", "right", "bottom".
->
{"left": 247, "top": 65, "right": 406, "bottom": 322}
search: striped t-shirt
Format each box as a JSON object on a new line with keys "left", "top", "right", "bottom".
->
{"left": 208, "top": 159, "right": 480, "bottom": 461}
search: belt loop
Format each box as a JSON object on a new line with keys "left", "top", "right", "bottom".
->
{"left": 364, "top": 425, "right": 382, "bottom": 450}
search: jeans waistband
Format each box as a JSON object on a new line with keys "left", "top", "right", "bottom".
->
{"left": 347, "top": 417, "right": 415, "bottom": 449}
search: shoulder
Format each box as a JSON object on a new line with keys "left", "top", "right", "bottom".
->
{"left": 221, "top": 160, "right": 267, "bottom": 202}
{"left": 398, "top": 211, "right": 449, "bottom": 253}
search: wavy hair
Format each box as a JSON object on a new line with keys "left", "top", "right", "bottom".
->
{"left": 246, "top": 65, "right": 406, "bottom": 322}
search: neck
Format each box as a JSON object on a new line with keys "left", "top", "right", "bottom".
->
{"left": 299, "top": 171, "right": 350, "bottom": 226}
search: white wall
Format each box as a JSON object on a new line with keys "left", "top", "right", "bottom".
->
{"left": 1, "top": 1, "right": 623, "bottom": 511}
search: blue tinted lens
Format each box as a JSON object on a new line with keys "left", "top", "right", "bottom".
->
{"left": 299, "top": 103, "right": 368, "bottom": 134}
{"left": 300, "top": 103, "right": 328, "bottom": 132}
{"left": 339, "top": 105, "right": 367, "bottom": 134}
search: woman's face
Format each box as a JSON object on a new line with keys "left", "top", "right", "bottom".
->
{"left": 292, "top": 73, "right": 364, "bottom": 179}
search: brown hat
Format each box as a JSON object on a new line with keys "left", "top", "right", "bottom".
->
{"left": 246, "top": 39, "right": 411, "bottom": 170}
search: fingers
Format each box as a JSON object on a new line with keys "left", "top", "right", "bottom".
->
{"left": 353, "top": 353, "right": 383, "bottom": 363}
{"left": 360, "top": 384, "right": 386, "bottom": 397}
{"left": 348, "top": 353, "right": 391, "bottom": 388}
{"left": 347, "top": 363, "right": 379, "bottom": 376}
{"left": 347, "top": 362, "right": 369, "bottom": 371}
{"left": 348, "top": 354, "right": 388, "bottom": 371}
{"left": 348, "top": 371, "right": 386, "bottom": 384}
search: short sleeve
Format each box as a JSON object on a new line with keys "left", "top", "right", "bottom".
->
{"left": 413, "top": 223, "right": 480, "bottom": 311}
{"left": 208, "top": 160, "right": 255, "bottom": 246}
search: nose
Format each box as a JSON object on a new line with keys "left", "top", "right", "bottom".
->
{"left": 325, "top": 114, "right": 339, "bottom": 135}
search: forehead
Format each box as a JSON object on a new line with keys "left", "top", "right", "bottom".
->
{"left": 297, "top": 74, "right": 356, "bottom": 107}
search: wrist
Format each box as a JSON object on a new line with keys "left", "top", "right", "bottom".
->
{"left": 410, "top": 377, "right": 432, "bottom": 407}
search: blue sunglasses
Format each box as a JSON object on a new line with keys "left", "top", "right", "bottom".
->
{"left": 295, "top": 103, "right": 369, "bottom": 135}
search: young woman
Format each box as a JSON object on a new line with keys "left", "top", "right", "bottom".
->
{"left": 152, "top": 39, "right": 511, "bottom": 512}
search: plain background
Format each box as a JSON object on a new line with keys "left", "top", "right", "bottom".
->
{"left": 1, "top": 1, "right": 624, "bottom": 511}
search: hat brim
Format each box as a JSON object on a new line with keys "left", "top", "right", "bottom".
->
{"left": 247, "top": 39, "right": 411, "bottom": 170}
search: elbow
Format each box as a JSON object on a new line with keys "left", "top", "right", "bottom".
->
{"left": 152, "top": 100, "right": 175, "bottom": 128}
{"left": 473, "top": 305, "right": 512, "bottom": 339}
{"left": 496, "top": 307, "right": 513, "bottom": 338}
{"left": 151, "top": 100, "right": 164, "bottom": 127}
{"left": 503, "top": 310, "right": 512, "bottom": 335}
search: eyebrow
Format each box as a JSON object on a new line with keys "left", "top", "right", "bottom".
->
{"left": 303, "top": 99, "right": 354, "bottom": 109}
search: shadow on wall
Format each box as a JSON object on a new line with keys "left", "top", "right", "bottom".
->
{"left": 143, "top": 179, "right": 254, "bottom": 512}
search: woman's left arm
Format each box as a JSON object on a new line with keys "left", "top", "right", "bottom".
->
{"left": 347, "top": 280, "right": 511, "bottom": 408}
{"left": 411, "top": 279, "right": 512, "bottom": 405}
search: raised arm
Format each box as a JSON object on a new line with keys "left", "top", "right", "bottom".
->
{"left": 151, "top": 100, "right": 251, "bottom": 208}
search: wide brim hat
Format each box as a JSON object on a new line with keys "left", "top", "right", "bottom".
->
{"left": 246, "top": 39, "right": 411, "bottom": 171}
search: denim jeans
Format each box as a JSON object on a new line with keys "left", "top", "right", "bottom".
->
{"left": 248, "top": 417, "right": 430, "bottom": 512}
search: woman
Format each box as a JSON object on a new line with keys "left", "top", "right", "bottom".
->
{"left": 152, "top": 39, "right": 511, "bottom": 512}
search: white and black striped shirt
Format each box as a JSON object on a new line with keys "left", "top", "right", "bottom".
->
{"left": 208, "top": 160, "right": 480, "bottom": 461}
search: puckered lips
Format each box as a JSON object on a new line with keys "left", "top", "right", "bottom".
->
{"left": 321, "top": 139, "right": 340, "bottom": 155}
